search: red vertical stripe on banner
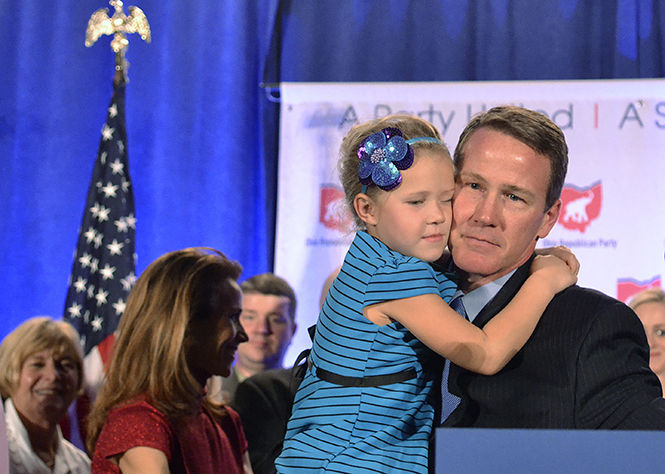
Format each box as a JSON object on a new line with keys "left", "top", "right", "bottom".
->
{"left": 594, "top": 103, "right": 599, "bottom": 128}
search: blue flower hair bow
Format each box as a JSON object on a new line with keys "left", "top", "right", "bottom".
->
{"left": 357, "top": 127, "right": 414, "bottom": 192}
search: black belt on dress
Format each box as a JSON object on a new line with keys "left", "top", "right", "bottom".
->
{"left": 316, "top": 366, "right": 417, "bottom": 387}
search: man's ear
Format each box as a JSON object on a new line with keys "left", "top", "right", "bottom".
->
{"left": 353, "top": 193, "right": 377, "bottom": 226}
{"left": 537, "top": 199, "right": 561, "bottom": 239}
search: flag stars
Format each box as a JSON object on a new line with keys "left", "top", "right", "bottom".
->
{"left": 107, "top": 239, "right": 124, "bottom": 256}
{"left": 110, "top": 159, "right": 124, "bottom": 175}
{"left": 73, "top": 277, "right": 87, "bottom": 293}
{"left": 79, "top": 253, "right": 92, "bottom": 268}
{"left": 83, "top": 227, "right": 98, "bottom": 244}
{"left": 112, "top": 298, "right": 126, "bottom": 316}
{"left": 93, "top": 233, "right": 103, "bottom": 249}
{"left": 101, "top": 124, "right": 114, "bottom": 141}
{"left": 114, "top": 218, "right": 129, "bottom": 232}
{"left": 101, "top": 182, "right": 119, "bottom": 198}
{"left": 90, "top": 203, "right": 101, "bottom": 218}
{"left": 91, "top": 316, "right": 103, "bottom": 332}
{"left": 65, "top": 87, "right": 134, "bottom": 355}
{"left": 97, "top": 206, "right": 111, "bottom": 222}
{"left": 120, "top": 272, "right": 136, "bottom": 291}
{"left": 99, "top": 264, "right": 116, "bottom": 280}
{"left": 95, "top": 288, "right": 109, "bottom": 306}
{"left": 67, "top": 303, "right": 82, "bottom": 318}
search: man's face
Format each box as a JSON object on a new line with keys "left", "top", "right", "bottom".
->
{"left": 449, "top": 128, "right": 561, "bottom": 290}
{"left": 235, "top": 292, "right": 296, "bottom": 376}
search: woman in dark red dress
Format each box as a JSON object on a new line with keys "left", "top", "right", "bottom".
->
{"left": 87, "top": 248, "right": 252, "bottom": 473}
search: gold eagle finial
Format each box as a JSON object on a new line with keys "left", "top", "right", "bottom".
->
{"left": 85, "top": 1, "right": 151, "bottom": 81}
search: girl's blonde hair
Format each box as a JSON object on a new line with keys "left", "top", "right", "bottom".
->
{"left": 87, "top": 247, "right": 242, "bottom": 453}
{"left": 338, "top": 114, "right": 450, "bottom": 229}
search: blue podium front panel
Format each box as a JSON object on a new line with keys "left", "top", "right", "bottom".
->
{"left": 434, "top": 428, "right": 665, "bottom": 473}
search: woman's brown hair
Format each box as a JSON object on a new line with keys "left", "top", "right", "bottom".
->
{"left": 86, "top": 247, "right": 242, "bottom": 453}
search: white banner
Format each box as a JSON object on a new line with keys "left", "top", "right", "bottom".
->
{"left": 277, "top": 80, "right": 665, "bottom": 365}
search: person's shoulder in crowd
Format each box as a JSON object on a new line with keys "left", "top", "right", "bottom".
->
{"left": 231, "top": 367, "right": 303, "bottom": 474}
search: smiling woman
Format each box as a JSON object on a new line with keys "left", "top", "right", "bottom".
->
{"left": 0, "top": 317, "right": 91, "bottom": 473}
{"left": 87, "top": 248, "right": 252, "bottom": 474}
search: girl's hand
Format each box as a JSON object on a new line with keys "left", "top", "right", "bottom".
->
{"left": 535, "top": 245, "right": 580, "bottom": 275}
{"left": 529, "top": 254, "right": 578, "bottom": 295}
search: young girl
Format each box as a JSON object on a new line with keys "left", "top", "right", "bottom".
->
{"left": 87, "top": 248, "right": 252, "bottom": 473}
{"left": 276, "top": 115, "right": 577, "bottom": 473}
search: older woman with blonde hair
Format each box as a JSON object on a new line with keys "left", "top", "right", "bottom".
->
{"left": 630, "top": 288, "right": 665, "bottom": 391}
{"left": 88, "top": 247, "right": 252, "bottom": 473}
{"left": 0, "top": 317, "right": 90, "bottom": 473}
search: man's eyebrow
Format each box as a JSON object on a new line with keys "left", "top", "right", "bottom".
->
{"left": 268, "top": 312, "right": 288, "bottom": 317}
{"left": 457, "top": 171, "right": 486, "bottom": 183}
{"left": 458, "top": 172, "right": 537, "bottom": 200}
{"left": 503, "top": 184, "right": 536, "bottom": 200}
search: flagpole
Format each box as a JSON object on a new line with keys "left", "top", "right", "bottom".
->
{"left": 61, "top": 0, "right": 150, "bottom": 449}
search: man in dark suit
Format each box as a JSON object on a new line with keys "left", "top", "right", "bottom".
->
{"left": 208, "top": 273, "right": 297, "bottom": 404}
{"left": 230, "top": 271, "right": 338, "bottom": 474}
{"left": 231, "top": 364, "right": 305, "bottom": 474}
{"left": 441, "top": 105, "right": 665, "bottom": 429}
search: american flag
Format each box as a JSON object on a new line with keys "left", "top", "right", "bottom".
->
{"left": 64, "top": 78, "right": 136, "bottom": 361}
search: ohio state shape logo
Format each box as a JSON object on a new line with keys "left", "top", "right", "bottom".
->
{"left": 558, "top": 182, "right": 602, "bottom": 233}
{"left": 320, "top": 185, "right": 352, "bottom": 232}
{"left": 616, "top": 276, "right": 662, "bottom": 303}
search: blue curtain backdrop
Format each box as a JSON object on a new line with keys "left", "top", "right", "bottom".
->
{"left": 1, "top": 0, "right": 664, "bottom": 340}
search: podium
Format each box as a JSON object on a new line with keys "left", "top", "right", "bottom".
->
{"left": 434, "top": 427, "right": 665, "bottom": 473}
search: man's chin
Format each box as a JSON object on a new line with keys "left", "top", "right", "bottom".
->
{"left": 453, "top": 248, "right": 499, "bottom": 272}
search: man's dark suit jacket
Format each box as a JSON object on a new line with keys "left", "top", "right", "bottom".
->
{"left": 230, "top": 365, "right": 305, "bottom": 474}
{"left": 443, "top": 256, "right": 665, "bottom": 429}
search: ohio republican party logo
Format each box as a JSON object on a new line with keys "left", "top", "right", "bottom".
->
{"left": 320, "top": 185, "right": 352, "bottom": 233}
{"left": 558, "top": 181, "right": 602, "bottom": 233}
{"left": 616, "top": 276, "right": 662, "bottom": 303}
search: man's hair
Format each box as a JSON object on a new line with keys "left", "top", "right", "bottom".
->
{"left": 454, "top": 106, "right": 568, "bottom": 210}
{"left": 629, "top": 288, "right": 665, "bottom": 310}
{"left": 241, "top": 273, "right": 297, "bottom": 322}
{"left": 87, "top": 247, "right": 242, "bottom": 453}
{"left": 0, "top": 317, "right": 84, "bottom": 399}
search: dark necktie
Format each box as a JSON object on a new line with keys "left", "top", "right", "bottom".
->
{"left": 440, "top": 295, "right": 467, "bottom": 422}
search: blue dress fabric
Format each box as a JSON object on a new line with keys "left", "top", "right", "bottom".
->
{"left": 276, "top": 231, "right": 456, "bottom": 473}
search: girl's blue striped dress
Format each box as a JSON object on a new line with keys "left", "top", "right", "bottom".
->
{"left": 276, "top": 231, "right": 456, "bottom": 473}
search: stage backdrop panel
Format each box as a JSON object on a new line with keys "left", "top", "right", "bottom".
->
{"left": 276, "top": 80, "right": 665, "bottom": 366}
